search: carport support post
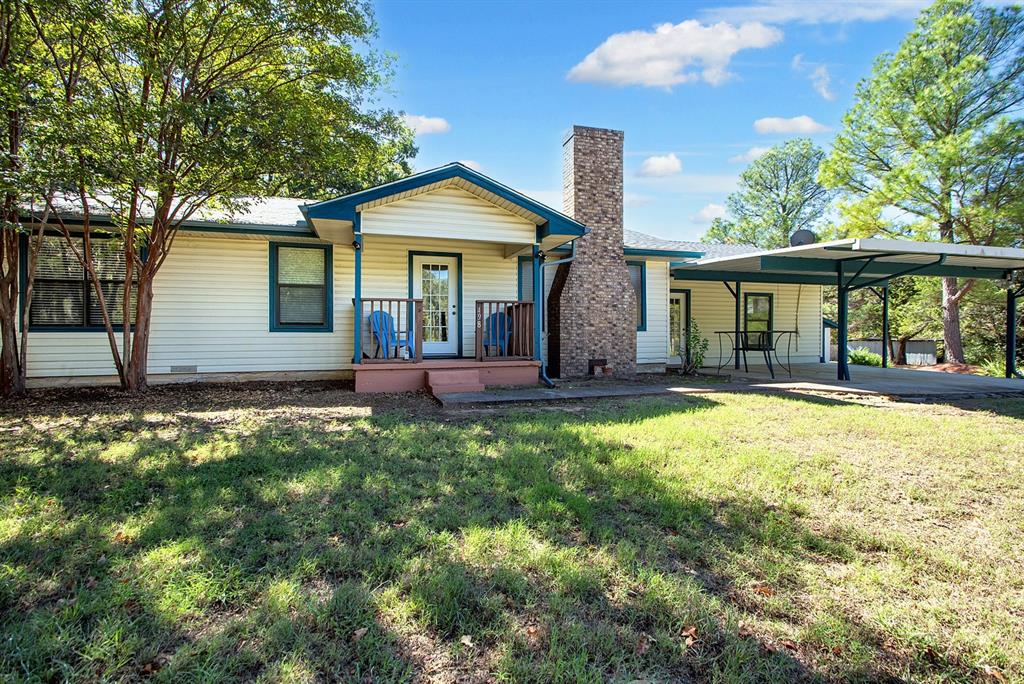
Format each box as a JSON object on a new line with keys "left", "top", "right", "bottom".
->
{"left": 1008, "top": 286, "right": 1018, "bottom": 379}
{"left": 734, "top": 280, "right": 741, "bottom": 370}
{"left": 837, "top": 263, "right": 850, "bottom": 382}
{"left": 881, "top": 286, "right": 889, "bottom": 369}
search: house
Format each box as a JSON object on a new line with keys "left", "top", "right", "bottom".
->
{"left": 18, "top": 125, "right": 1024, "bottom": 391}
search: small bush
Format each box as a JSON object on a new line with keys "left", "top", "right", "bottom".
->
{"left": 680, "top": 321, "right": 710, "bottom": 375}
{"left": 978, "top": 358, "right": 1007, "bottom": 377}
{"left": 848, "top": 347, "right": 882, "bottom": 367}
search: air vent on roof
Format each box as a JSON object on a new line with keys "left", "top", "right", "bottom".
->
{"left": 790, "top": 229, "right": 817, "bottom": 247}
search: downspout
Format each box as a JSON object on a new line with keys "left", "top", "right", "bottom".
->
{"left": 537, "top": 240, "right": 578, "bottom": 387}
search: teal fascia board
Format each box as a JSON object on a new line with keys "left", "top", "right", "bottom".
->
{"left": 671, "top": 268, "right": 887, "bottom": 288}
{"left": 759, "top": 256, "right": 1009, "bottom": 280}
{"left": 624, "top": 248, "right": 704, "bottom": 259}
{"left": 304, "top": 163, "right": 589, "bottom": 238}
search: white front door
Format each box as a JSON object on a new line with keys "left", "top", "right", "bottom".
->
{"left": 412, "top": 254, "right": 459, "bottom": 356}
{"left": 669, "top": 292, "right": 688, "bottom": 365}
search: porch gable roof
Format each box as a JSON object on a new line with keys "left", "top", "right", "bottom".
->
{"left": 300, "top": 162, "right": 589, "bottom": 243}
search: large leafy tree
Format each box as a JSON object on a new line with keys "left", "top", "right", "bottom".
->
{"left": 31, "top": 0, "right": 413, "bottom": 391}
{"left": 820, "top": 0, "right": 1024, "bottom": 363}
{"left": 0, "top": 0, "right": 63, "bottom": 397}
{"left": 704, "top": 139, "right": 835, "bottom": 249}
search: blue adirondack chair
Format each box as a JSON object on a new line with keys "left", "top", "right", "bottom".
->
{"left": 482, "top": 311, "right": 512, "bottom": 356}
{"left": 369, "top": 310, "right": 415, "bottom": 359}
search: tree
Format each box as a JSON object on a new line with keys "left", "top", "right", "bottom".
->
{"left": 820, "top": 0, "right": 1024, "bottom": 363}
{"left": 0, "top": 0, "right": 59, "bottom": 397}
{"left": 704, "top": 139, "right": 835, "bottom": 249}
{"left": 36, "top": 0, "right": 413, "bottom": 391}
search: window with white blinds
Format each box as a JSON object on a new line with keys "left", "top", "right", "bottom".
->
{"left": 271, "top": 243, "right": 332, "bottom": 331}
{"left": 30, "top": 236, "right": 137, "bottom": 329}
{"left": 518, "top": 257, "right": 534, "bottom": 302}
{"left": 627, "top": 261, "right": 646, "bottom": 331}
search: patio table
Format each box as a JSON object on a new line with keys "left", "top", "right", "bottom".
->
{"left": 713, "top": 330, "right": 798, "bottom": 379}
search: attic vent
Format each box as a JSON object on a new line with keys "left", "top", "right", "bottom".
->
{"left": 169, "top": 365, "right": 198, "bottom": 374}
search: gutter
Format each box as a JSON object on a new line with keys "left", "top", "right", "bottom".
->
{"left": 537, "top": 240, "right": 578, "bottom": 387}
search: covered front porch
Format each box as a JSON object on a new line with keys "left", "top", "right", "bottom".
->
{"left": 299, "top": 162, "right": 588, "bottom": 393}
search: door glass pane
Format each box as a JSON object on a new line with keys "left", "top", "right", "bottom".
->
{"left": 421, "top": 264, "right": 449, "bottom": 343}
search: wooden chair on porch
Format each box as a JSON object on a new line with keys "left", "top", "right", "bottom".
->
{"left": 369, "top": 310, "right": 416, "bottom": 360}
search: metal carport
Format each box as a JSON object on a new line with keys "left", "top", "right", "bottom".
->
{"left": 672, "top": 238, "right": 1024, "bottom": 381}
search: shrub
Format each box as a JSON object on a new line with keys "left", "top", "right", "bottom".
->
{"left": 848, "top": 347, "right": 883, "bottom": 367}
{"left": 680, "top": 321, "right": 709, "bottom": 375}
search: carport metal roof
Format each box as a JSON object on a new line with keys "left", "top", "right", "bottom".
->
{"left": 672, "top": 237, "right": 1024, "bottom": 283}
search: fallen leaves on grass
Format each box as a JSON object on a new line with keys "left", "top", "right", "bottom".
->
{"left": 636, "top": 633, "right": 654, "bottom": 655}
{"left": 351, "top": 627, "right": 368, "bottom": 643}
{"left": 681, "top": 625, "right": 698, "bottom": 648}
{"left": 459, "top": 635, "right": 474, "bottom": 648}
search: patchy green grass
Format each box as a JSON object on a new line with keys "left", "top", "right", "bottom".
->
{"left": 1, "top": 385, "right": 1022, "bottom": 682}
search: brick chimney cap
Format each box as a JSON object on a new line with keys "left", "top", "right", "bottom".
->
{"left": 563, "top": 125, "right": 625, "bottom": 143}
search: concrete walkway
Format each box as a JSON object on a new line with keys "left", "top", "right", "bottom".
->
{"left": 439, "top": 363, "right": 1024, "bottom": 407}
{"left": 728, "top": 363, "right": 1023, "bottom": 396}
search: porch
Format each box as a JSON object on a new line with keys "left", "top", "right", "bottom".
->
{"left": 353, "top": 296, "right": 539, "bottom": 393}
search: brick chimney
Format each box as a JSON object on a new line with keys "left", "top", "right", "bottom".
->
{"left": 548, "top": 125, "right": 636, "bottom": 377}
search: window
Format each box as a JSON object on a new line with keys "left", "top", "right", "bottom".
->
{"left": 627, "top": 261, "right": 646, "bottom": 331}
{"left": 518, "top": 256, "right": 534, "bottom": 302}
{"left": 270, "top": 243, "right": 332, "bottom": 332}
{"left": 29, "top": 235, "right": 136, "bottom": 329}
{"left": 745, "top": 293, "right": 773, "bottom": 332}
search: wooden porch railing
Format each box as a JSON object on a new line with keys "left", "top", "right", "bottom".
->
{"left": 475, "top": 300, "right": 535, "bottom": 361}
{"left": 356, "top": 297, "right": 423, "bottom": 363}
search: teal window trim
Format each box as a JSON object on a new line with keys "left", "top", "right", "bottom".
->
{"left": 744, "top": 292, "right": 773, "bottom": 332}
{"left": 627, "top": 260, "right": 647, "bottom": 331}
{"left": 269, "top": 241, "right": 333, "bottom": 333}
{"left": 407, "top": 250, "right": 463, "bottom": 358}
{"left": 19, "top": 231, "right": 141, "bottom": 333}
{"left": 517, "top": 255, "right": 534, "bottom": 301}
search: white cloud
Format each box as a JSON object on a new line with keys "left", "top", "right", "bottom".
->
{"left": 730, "top": 146, "right": 771, "bottom": 163}
{"left": 567, "top": 20, "right": 782, "bottom": 88}
{"left": 402, "top": 114, "right": 451, "bottom": 135}
{"left": 625, "top": 192, "right": 654, "bottom": 207}
{"left": 693, "top": 203, "right": 727, "bottom": 223}
{"left": 637, "top": 153, "right": 683, "bottom": 177}
{"left": 753, "top": 115, "right": 830, "bottom": 134}
{"left": 458, "top": 160, "right": 483, "bottom": 172}
{"left": 704, "top": 1, "right": 926, "bottom": 25}
{"left": 791, "top": 54, "right": 835, "bottom": 101}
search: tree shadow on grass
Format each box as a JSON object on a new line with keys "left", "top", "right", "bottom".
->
{"left": 0, "top": 391, "right": 990, "bottom": 682}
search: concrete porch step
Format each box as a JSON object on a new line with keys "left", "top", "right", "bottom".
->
{"left": 426, "top": 369, "right": 485, "bottom": 395}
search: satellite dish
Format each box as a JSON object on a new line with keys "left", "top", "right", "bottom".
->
{"left": 790, "top": 229, "right": 817, "bottom": 247}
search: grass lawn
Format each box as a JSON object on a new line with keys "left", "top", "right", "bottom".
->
{"left": 1, "top": 384, "right": 1022, "bottom": 683}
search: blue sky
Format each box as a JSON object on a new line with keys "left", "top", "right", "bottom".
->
{"left": 373, "top": 0, "right": 925, "bottom": 242}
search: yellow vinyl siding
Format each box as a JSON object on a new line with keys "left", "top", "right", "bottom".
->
{"left": 26, "top": 236, "right": 352, "bottom": 379}
{"left": 672, "top": 279, "right": 823, "bottom": 366}
{"left": 637, "top": 261, "right": 669, "bottom": 364}
{"left": 360, "top": 187, "right": 536, "bottom": 245}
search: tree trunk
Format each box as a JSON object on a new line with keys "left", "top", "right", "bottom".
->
{"left": 0, "top": 225, "right": 24, "bottom": 397}
{"left": 942, "top": 276, "right": 965, "bottom": 363}
{"left": 125, "top": 274, "right": 154, "bottom": 392}
{"left": 0, "top": 297, "right": 23, "bottom": 397}
{"left": 895, "top": 337, "right": 909, "bottom": 366}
